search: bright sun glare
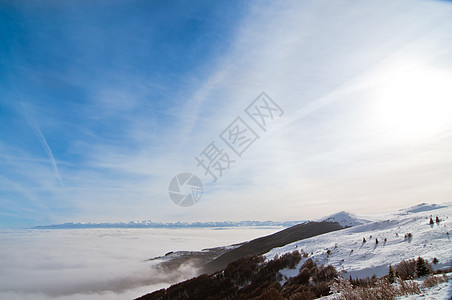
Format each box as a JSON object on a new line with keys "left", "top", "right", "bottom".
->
{"left": 375, "top": 65, "right": 452, "bottom": 140}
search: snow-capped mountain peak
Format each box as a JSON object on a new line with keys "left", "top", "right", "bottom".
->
{"left": 397, "top": 202, "right": 447, "bottom": 215}
{"left": 319, "top": 211, "right": 369, "bottom": 227}
{"left": 266, "top": 202, "right": 452, "bottom": 280}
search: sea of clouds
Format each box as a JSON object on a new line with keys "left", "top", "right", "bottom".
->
{"left": 0, "top": 227, "right": 280, "bottom": 300}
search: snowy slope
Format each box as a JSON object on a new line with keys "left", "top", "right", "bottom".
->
{"left": 319, "top": 211, "right": 370, "bottom": 227}
{"left": 265, "top": 203, "right": 452, "bottom": 280}
{"left": 397, "top": 203, "right": 448, "bottom": 215}
{"left": 395, "top": 273, "right": 452, "bottom": 300}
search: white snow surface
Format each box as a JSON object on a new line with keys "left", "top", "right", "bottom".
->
{"left": 397, "top": 202, "right": 449, "bottom": 215}
{"left": 319, "top": 211, "right": 371, "bottom": 227}
{"left": 319, "top": 273, "right": 452, "bottom": 300}
{"left": 395, "top": 273, "right": 452, "bottom": 300}
{"left": 266, "top": 203, "right": 452, "bottom": 280}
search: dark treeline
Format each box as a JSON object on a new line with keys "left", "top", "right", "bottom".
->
{"left": 137, "top": 251, "right": 338, "bottom": 300}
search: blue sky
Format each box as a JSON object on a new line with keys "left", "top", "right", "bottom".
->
{"left": 1, "top": 0, "right": 452, "bottom": 228}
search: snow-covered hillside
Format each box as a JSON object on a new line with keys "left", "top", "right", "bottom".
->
{"left": 319, "top": 211, "right": 370, "bottom": 227}
{"left": 397, "top": 202, "right": 448, "bottom": 215}
{"left": 266, "top": 203, "right": 451, "bottom": 280}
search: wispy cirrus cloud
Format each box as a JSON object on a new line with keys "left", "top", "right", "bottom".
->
{"left": 1, "top": 0, "right": 452, "bottom": 228}
{"left": 26, "top": 118, "right": 64, "bottom": 188}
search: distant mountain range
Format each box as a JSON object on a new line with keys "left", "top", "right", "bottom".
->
{"left": 31, "top": 209, "right": 375, "bottom": 229}
{"left": 34, "top": 203, "right": 448, "bottom": 229}
{"left": 31, "top": 220, "right": 306, "bottom": 229}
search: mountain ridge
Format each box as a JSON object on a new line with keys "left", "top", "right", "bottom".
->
{"left": 31, "top": 220, "right": 305, "bottom": 229}
{"left": 32, "top": 202, "right": 450, "bottom": 229}
{"left": 140, "top": 202, "right": 452, "bottom": 299}
{"left": 318, "top": 210, "right": 370, "bottom": 227}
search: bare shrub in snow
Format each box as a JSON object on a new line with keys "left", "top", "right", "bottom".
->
{"left": 397, "top": 278, "right": 420, "bottom": 295}
{"left": 394, "top": 258, "right": 416, "bottom": 280}
{"left": 330, "top": 278, "right": 397, "bottom": 300}
{"left": 289, "top": 290, "right": 316, "bottom": 300}
{"left": 422, "top": 274, "right": 448, "bottom": 288}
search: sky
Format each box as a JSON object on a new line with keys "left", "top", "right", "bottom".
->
{"left": 1, "top": 0, "right": 452, "bottom": 228}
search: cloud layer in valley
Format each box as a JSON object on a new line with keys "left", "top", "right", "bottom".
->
{"left": 0, "top": 227, "right": 280, "bottom": 299}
